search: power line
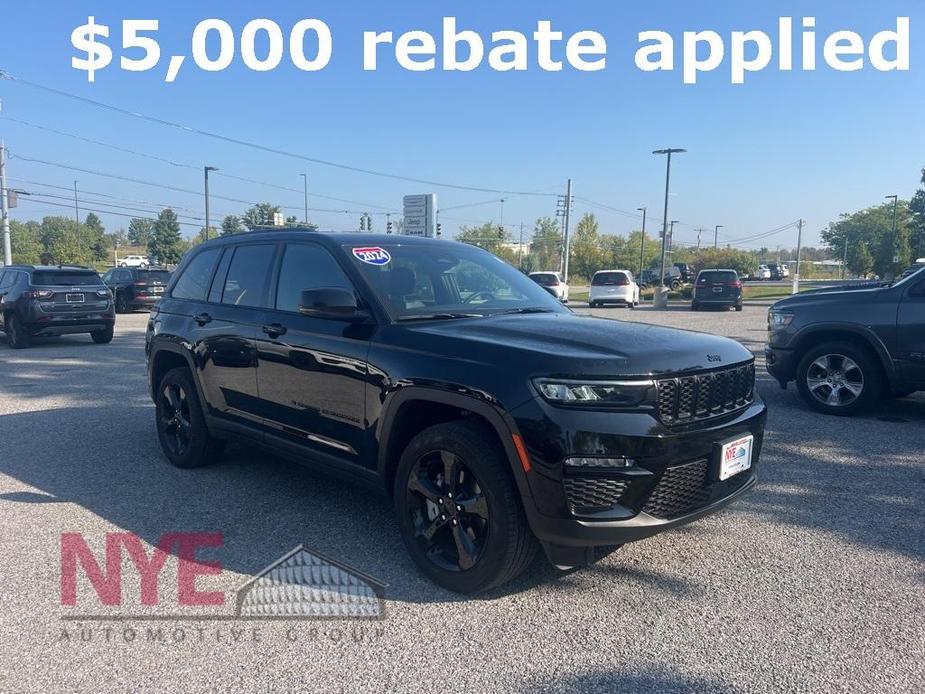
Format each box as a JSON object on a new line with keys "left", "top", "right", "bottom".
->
{"left": 0, "top": 70, "right": 558, "bottom": 197}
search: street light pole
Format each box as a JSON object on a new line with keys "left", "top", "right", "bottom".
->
{"left": 301, "top": 173, "right": 309, "bottom": 224}
{"left": 653, "top": 149, "right": 686, "bottom": 307}
{"left": 204, "top": 166, "right": 218, "bottom": 239}
{"left": 714, "top": 224, "right": 723, "bottom": 249}
{"left": 885, "top": 194, "right": 899, "bottom": 277}
{"left": 637, "top": 207, "right": 647, "bottom": 277}
{"left": 668, "top": 220, "right": 679, "bottom": 260}
{"left": 0, "top": 141, "right": 10, "bottom": 266}
{"left": 73, "top": 180, "right": 80, "bottom": 225}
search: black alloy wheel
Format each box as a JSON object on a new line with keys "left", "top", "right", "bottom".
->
{"left": 405, "top": 450, "right": 490, "bottom": 573}
{"left": 158, "top": 381, "right": 193, "bottom": 457}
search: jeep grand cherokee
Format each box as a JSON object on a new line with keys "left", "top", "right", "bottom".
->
{"left": 145, "top": 232, "right": 766, "bottom": 593}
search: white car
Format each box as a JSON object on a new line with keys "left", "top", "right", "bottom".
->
{"left": 589, "top": 269, "right": 640, "bottom": 308}
{"left": 529, "top": 271, "right": 569, "bottom": 303}
{"left": 119, "top": 255, "right": 149, "bottom": 268}
{"left": 755, "top": 265, "right": 772, "bottom": 280}
{"left": 781, "top": 265, "right": 790, "bottom": 278}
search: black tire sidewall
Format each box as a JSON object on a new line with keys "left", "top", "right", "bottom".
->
{"left": 91, "top": 326, "right": 114, "bottom": 344}
{"left": 393, "top": 421, "right": 532, "bottom": 594}
{"left": 796, "top": 342, "right": 881, "bottom": 415}
{"left": 155, "top": 367, "right": 221, "bottom": 468}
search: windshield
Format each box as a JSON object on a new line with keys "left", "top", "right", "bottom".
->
{"left": 892, "top": 265, "right": 925, "bottom": 287}
{"left": 346, "top": 242, "right": 569, "bottom": 320}
{"left": 592, "top": 272, "right": 629, "bottom": 286}
{"left": 136, "top": 270, "right": 171, "bottom": 282}
{"left": 32, "top": 270, "right": 102, "bottom": 286}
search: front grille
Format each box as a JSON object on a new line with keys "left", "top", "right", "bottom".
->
{"left": 563, "top": 477, "right": 629, "bottom": 514}
{"left": 642, "top": 459, "right": 711, "bottom": 519}
{"left": 656, "top": 362, "right": 754, "bottom": 425}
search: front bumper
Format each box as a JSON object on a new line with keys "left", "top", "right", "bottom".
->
{"left": 510, "top": 396, "right": 767, "bottom": 549}
{"left": 590, "top": 290, "right": 633, "bottom": 305}
{"left": 765, "top": 345, "right": 798, "bottom": 386}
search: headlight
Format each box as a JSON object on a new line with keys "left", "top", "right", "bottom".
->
{"left": 533, "top": 378, "right": 655, "bottom": 408}
{"left": 769, "top": 311, "right": 794, "bottom": 329}
{"left": 96, "top": 289, "right": 111, "bottom": 299}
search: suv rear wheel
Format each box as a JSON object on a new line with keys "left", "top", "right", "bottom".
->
{"left": 90, "top": 326, "right": 114, "bottom": 344}
{"left": 394, "top": 421, "right": 537, "bottom": 593}
{"left": 155, "top": 367, "right": 225, "bottom": 468}
{"left": 796, "top": 342, "right": 881, "bottom": 416}
{"left": 6, "top": 314, "right": 30, "bottom": 349}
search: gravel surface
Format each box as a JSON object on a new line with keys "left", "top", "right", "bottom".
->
{"left": 0, "top": 307, "right": 922, "bottom": 693}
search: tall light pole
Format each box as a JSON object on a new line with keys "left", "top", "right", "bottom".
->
{"left": 73, "top": 180, "right": 80, "bottom": 225}
{"left": 885, "top": 194, "right": 899, "bottom": 276}
{"left": 300, "top": 173, "right": 309, "bottom": 224}
{"left": 204, "top": 166, "right": 218, "bottom": 239}
{"left": 653, "top": 148, "right": 685, "bottom": 306}
{"left": 637, "top": 207, "right": 647, "bottom": 277}
{"left": 0, "top": 140, "right": 10, "bottom": 266}
{"left": 668, "top": 220, "right": 679, "bottom": 260}
{"left": 714, "top": 224, "right": 723, "bottom": 249}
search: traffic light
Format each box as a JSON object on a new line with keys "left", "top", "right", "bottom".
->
{"left": 436, "top": 223, "right": 442, "bottom": 236}
{"left": 360, "top": 215, "right": 366, "bottom": 231}
{"left": 387, "top": 221, "right": 393, "bottom": 233}
{"left": 498, "top": 225, "right": 504, "bottom": 239}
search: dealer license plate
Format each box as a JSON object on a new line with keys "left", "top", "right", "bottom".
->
{"left": 719, "top": 435, "right": 753, "bottom": 481}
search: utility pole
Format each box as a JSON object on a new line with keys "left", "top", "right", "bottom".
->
{"left": 73, "top": 180, "right": 80, "bottom": 225}
{"left": 653, "top": 149, "right": 685, "bottom": 307}
{"left": 842, "top": 234, "right": 849, "bottom": 280}
{"left": 886, "top": 194, "right": 899, "bottom": 278}
{"left": 792, "top": 219, "right": 804, "bottom": 295}
{"left": 562, "top": 179, "right": 572, "bottom": 282}
{"left": 696, "top": 228, "right": 704, "bottom": 251}
{"left": 668, "top": 220, "right": 678, "bottom": 259}
{"left": 0, "top": 141, "right": 10, "bottom": 266}
{"left": 637, "top": 207, "right": 647, "bottom": 277}
{"left": 204, "top": 166, "right": 218, "bottom": 240}
{"left": 499, "top": 198, "right": 505, "bottom": 239}
{"left": 519, "top": 221, "right": 525, "bottom": 269}
{"left": 714, "top": 224, "right": 723, "bottom": 249}
{"left": 300, "top": 173, "right": 309, "bottom": 224}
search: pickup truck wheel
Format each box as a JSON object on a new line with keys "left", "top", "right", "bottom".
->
{"left": 796, "top": 342, "right": 881, "bottom": 416}
{"left": 394, "top": 421, "right": 537, "bottom": 593}
{"left": 155, "top": 367, "right": 225, "bottom": 468}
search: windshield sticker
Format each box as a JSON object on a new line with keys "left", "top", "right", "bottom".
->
{"left": 352, "top": 247, "right": 392, "bottom": 266}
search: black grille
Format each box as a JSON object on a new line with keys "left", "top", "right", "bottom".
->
{"left": 563, "top": 477, "right": 629, "bottom": 514}
{"left": 642, "top": 460, "right": 711, "bottom": 519}
{"left": 656, "top": 362, "right": 755, "bottom": 425}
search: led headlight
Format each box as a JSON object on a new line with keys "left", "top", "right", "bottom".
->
{"left": 769, "top": 311, "right": 793, "bottom": 329}
{"left": 534, "top": 378, "right": 655, "bottom": 408}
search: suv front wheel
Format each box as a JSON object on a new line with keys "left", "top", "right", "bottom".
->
{"left": 394, "top": 421, "right": 537, "bottom": 593}
{"left": 795, "top": 342, "right": 881, "bottom": 416}
{"left": 155, "top": 367, "right": 226, "bottom": 468}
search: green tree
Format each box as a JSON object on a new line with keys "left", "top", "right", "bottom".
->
{"left": 693, "top": 248, "right": 759, "bottom": 277}
{"left": 242, "top": 203, "right": 281, "bottom": 230}
{"left": 569, "top": 213, "right": 604, "bottom": 281}
{"left": 530, "top": 217, "right": 562, "bottom": 272}
{"left": 9, "top": 220, "right": 43, "bottom": 265}
{"left": 456, "top": 222, "right": 516, "bottom": 263}
{"left": 221, "top": 215, "right": 244, "bottom": 236}
{"left": 821, "top": 201, "right": 913, "bottom": 278}
{"left": 127, "top": 218, "right": 155, "bottom": 246}
{"left": 909, "top": 166, "right": 925, "bottom": 259}
{"left": 81, "top": 212, "right": 108, "bottom": 261}
{"left": 39, "top": 217, "right": 92, "bottom": 265}
{"left": 148, "top": 209, "right": 184, "bottom": 265}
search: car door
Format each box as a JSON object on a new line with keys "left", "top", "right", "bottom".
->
{"left": 897, "top": 274, "right": 925, "bottom": 384}
{"left": 253, "top": 241, "right": 372, "bottom": 465}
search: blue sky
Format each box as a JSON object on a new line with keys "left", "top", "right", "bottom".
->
{"left": 1, "top": 0, "right": 922, "bottom": 251}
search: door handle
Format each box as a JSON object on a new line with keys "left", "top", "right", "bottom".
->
{"left": 193, "top": 312, "right": 212, "bottom": 326}
{"left": 262, "top": 323, "right": 287, "bottom": 338}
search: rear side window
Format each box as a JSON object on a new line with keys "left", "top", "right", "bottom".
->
{"left": 698, "top": 271, "right": 738, "bottom": 284}
{"left": 275, "top": 244, "right": 353, "bottom": 313}
{"left": 221, "top": 244, "right": 276, "bottom": 308}
{"left": 593, "top": 272, "right": 629, "bottom": 286}
{"left": 171, "top": 248, "right": 221, "bottom": 301}
{"left": 31, "top": 270, "right": 101, "bottom": 286}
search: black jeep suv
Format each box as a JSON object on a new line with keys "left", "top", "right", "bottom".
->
{"left": 102, "top": 266, "right": 172, "bottom": 313}
{"left": 0, "top": 265, "right": 115, "bottom": 349}
{"left": 146, "top": 232, "right": 766, "bottom": 592}
{"left": 766, "top": 267, "right": 925, "bottom": 415}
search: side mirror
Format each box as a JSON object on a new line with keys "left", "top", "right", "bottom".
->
{"left": 298, "top": 288, "right": 366, "bottom": 321}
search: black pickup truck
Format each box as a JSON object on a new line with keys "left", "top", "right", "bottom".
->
{"left": 766, "top": 267, "right": 925, "bottom": 415}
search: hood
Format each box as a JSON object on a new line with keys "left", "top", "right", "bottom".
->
{"left": 772, "top": 285, "right": 886, "bottom": 310}
{"left": 400, "top": 313, "right": 753, "bottom": 378}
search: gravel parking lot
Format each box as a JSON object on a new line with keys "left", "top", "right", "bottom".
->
{"left": 0, "top": 306, "right": 922, "bottom": 693}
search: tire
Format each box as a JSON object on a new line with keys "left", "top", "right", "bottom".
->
{"left": 115, "top": 292, "right": 129, "bottom": 314}
{"left": 691, "top": 302, "right": 700, "bottom": 311}
{"left": 155, "top": 367, "right": 226, "bottom": 468}
{"left": 735, "top": 304, "right": 743, "bottom": 312}
{"left": 795, "top": 341, "right": 882, "bottom": 416}
{"left": 5, "top": 314, "right": 31, "bottom": 349}
{"left": 393, "top": 420, "right": 537, "bottom": 594}
{"left": 119, "top": 262, "right": 127, "bottom": 267}
{"left": 670, "top": 279, "right": 681, "bottom": 291}
{"left": 890, "top": 387, "right": 916, "bottom": 399}
{"left": 90, "top": 325, "right": 114, "bottom": 344}
{"left": 589, "top": 301, "right": 597, "bottom": 308}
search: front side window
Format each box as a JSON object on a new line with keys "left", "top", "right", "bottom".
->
{"left": 221, "top": 244, "right": 276, "bottom": 308}
{"left": 171, "top": 248, "right": 221, "bottom": 301}
{"left": 275, "top": 244, "right": 354, "bottom": 313}
{"left": 346, "top": 242, "right": 567, "bottom": 319}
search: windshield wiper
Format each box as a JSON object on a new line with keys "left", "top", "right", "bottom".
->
{"left": 396, "top": 313, "right": 483, "bottom": 322}
{"left": 493, "top": 307, "right": 558, "bottom": 315}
